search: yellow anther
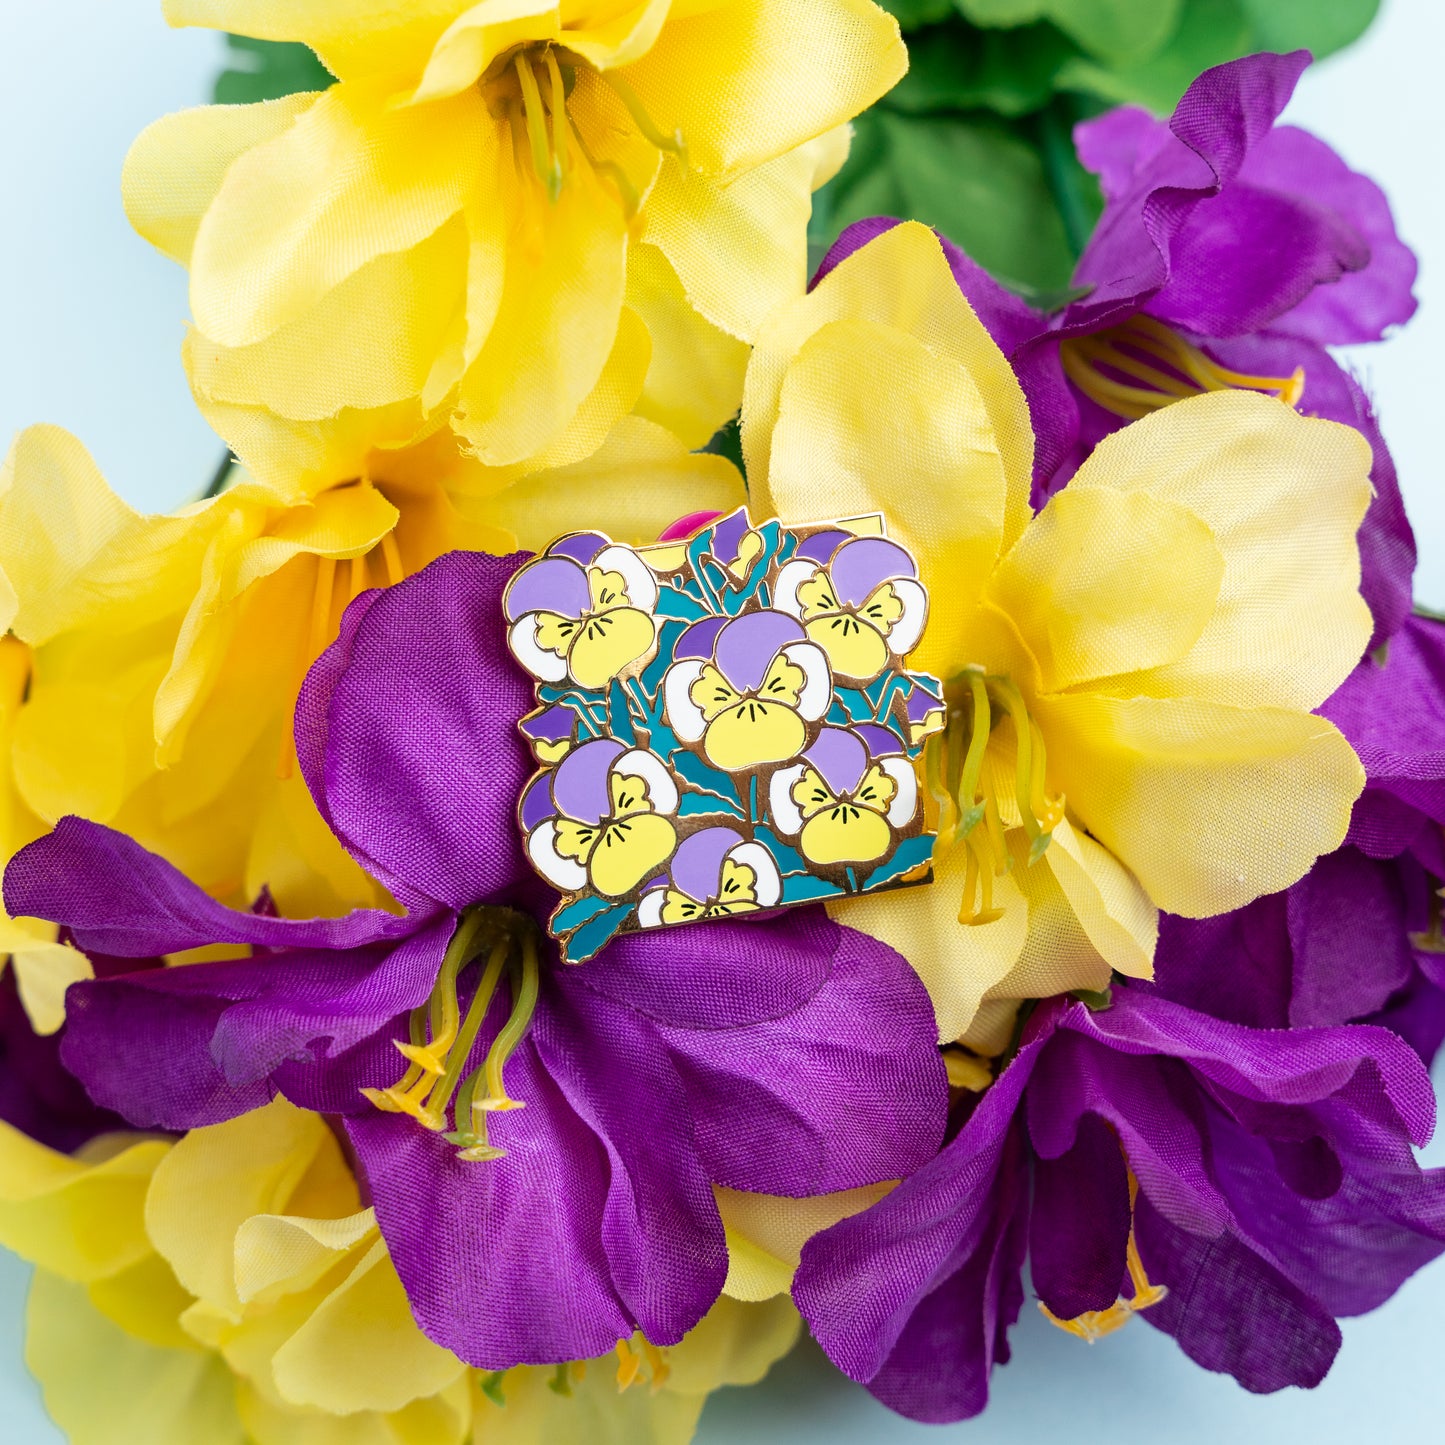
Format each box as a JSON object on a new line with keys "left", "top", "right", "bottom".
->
{"left": 615, "top": 1337, "right": 643, "bottom": 1392}
{"left": 942, "top": 1048, "right": 993, "bottom": 1091}
{"left": 641, "top": 1340, "right": 671, "bottom": 1394}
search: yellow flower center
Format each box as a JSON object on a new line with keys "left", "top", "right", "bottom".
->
{"left": 927, "top": 669, "right": 1065, "bottom": 925}
{"left": 479, "top": 1334, "right": 670, "bottom": 1406}
{"left": 486, "top": 44, "right": 685, "bottom": 215}
{"left": 361, "top": 907, "right": 543, "bottom": 1163}
{"left": 1059, "top": 315, "right": 1305, "bottom": 421}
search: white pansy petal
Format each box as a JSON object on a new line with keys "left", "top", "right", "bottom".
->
{"left": 615, "top": 748, "right": 679, "bottom": 815}
{"left": 637, "top": 891, "right": 667, "bottom": 928}
{"left": 663, "top": 659, "right": 708, "bottom": 741}
{"left": 884, "top": 578, "right": 928, "bottom": 656}
{"left": 879, "top": 758, "right": 919, "bottom": 830}
{"left": 593, "top": 544, "right": 659, "bottom": 612}
{"left": 771, "top": 559, "right": 816, "bottom": 618}
{"left": 508, "top": 615, "right": 568, "bottom": 683}
{"left": 730, "top": 841, "right": 782, "bottom": 906}
{"left": 784, "top": 642, "right": 832, "bottom": 721}
{"left": 528, "top": 821, "right": 587, "bottom": 893}
{"left": 768, "top": 763, "right": 807, "bottom": 835}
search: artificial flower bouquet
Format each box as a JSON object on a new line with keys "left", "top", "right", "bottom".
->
{"left": 2, "top": 4, "right": 1442, "bottom": 1442}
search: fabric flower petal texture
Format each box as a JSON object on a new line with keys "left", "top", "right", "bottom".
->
{"left": 745, "top": 219, "right": 1370, "bottom": 1045}
{"left": 128, "top": 0, "right": 906, "bottom": 464}
{"left": 5, "top": 550, "right": 948, "bottom": 1369}
{"left": 793, "top": 989, "right": 1445, "bottom": 1423}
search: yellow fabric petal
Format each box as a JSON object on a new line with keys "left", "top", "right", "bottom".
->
{"left": 405, "top": 0, "right": 562, "bottom": 102}
{"left": 189, "top": 82, "right": 481, "bottom": 347}
{"left": 270, "top": 1240, "right": 468, "bottom": 1414}
{"left": 743, "top": 221, "right": 1033, "bottom": 548}
{"left": 625, "top": 241, "right": 749, "bottom": 447}
{"left": 643, "top": 129, "right": 837, "bottom": 344}
{"left": 761, "top": 318, "right": 1008, "bottom": 681}
{"left": 28, "top": 1271, "right": 246, "bottom": 1445}
{"left": 663, "top": 1295, "right": 801, "bottom": 1394}
{"left": 620, "top": 0, "right": 904, "bottom": 175}
{"left": 828, "top": 833, "right": 1027, "bottom": 1042}
{"left": 478, "top": 416, "right": 745, "bottom": 550}
{"left": 987, "top": 486, "right": 1224, "bottom": 694}
{"left": 715, "top": 1183, "right": 892, "bottom": 1300}
{"left": 234, "top": 1210, "right": 378, "bottom": 1309}
{"left": 163, "top": 0, "right": 464, "bottom": 89}
{"left": 87, "top": 1252, "right": 198, "bottom": 1353}
{"left": 1067, "top": 391, "right": 1374, "bottom": 710}
{"left": 145, "top": 1100, "right": 344, "bottom": 1319}
{"left": 124, "top": 95, "right": 318, "bottom": 267}
{"left": 0, "top": 1125, "right": 168, "bottom": 1282}
{"left": 1034, "top": 691, "right": 1366, "bottom": 917}
{"left": 1, "top": 917, "right": 93, "bottom": 1035}
{"left": 1044, "top": 818, "right": 1157, "bottom": 980}
{"left": 237, "top": 1378, "right": 473, "bottom": 1445}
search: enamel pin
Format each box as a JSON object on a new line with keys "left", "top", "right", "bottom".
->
{"left": 505, "top": 508, "right": 944, "bottom": 962}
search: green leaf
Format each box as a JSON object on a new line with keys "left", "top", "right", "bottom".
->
{"left": 1237, "top": 0, "right": 1380, "bottom": 61}
{"left": 888, "top": 23, "right": 1078, "bottom": 118}
{"left": 829, "top": 108, "right": 1078, "bottom": 292}
{"left": 1055, "top": 0, "right": 1251, "bottom": 111}
{"left": 560, "top": 903, "right": 634, "bottom": 964}
{"left": 862, "top": 834, "right": 936, "bottom": 890}
{"left": 958, "top": 0, "right": 1049, "bottom": 25}
{"left": 213, "top": 35, "right": 333, "bottom": 105}
{"left": 1043, "top": 0, "right": 1184, "bottom": 65}
{"left": 878, "top": 0, "right": 958, "bottom": 25}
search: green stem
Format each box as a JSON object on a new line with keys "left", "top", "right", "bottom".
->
{"left": 1033, "top": 97, "right": 1092, "bottom": 261}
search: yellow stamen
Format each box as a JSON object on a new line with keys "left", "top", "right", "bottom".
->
{"left": 544, "top": 48, "right": 569, "bottom": 190}
{"left": 615, "top": 1337, "right": 643, "bottom": 1392}
{"left": 565, "top": 111, "right": 642, "bottom": 222}
{"left": 514, "top": 54, "right": 562, "bottom": 200}
{"left": 614, "top": 1335, "right": 669, "bottom": 1393}
{"left": 599, "top": 71, "right": 686, "bottom": 162}
{"left": 1061, "top": 315, "right": 1305, "bottom": 421}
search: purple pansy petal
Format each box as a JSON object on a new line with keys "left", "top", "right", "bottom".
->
{"left": 829, "top": 538, "right": 916, "bottom": 606}
{"left": 4, "top": 818, "right": 415, "bottom": 957}
{"left": 709, "top": 510, "right": 751, "bottom": 566}
{"left": 502, "top": 555, "right": 590, "bottom": 622}
{"left": 667, "top": 828, "right": 744, "bottom": 902}
{"left": 853, "top": 723, "right": 905, "bottom": 759}
{"left": 314, "top": 552, "right": 536, "bottom": 912}
{"left": 804, "top": 728, "right": 868, "bottom": 798}
{"left": 1028, "top": 1112, "right": 1130, "bottom": 1319}
{"left": 793, "top": 529, "right": 852, "bottom": 565}
{"left": 534, "top": 978, "right": 727, "bottom": 1346}
{"left": 654, "top": 923, "right": 947, "bottom": 1196}
{"left": 674, "top": 615, "right": 728, "bottom": 661}
{"left": 574, "top": 911, "right": 836, "bottom": 1030}
{"left": 348, "top": 1033, "right": 635, "bottom": 1367}
{"left": 520, "top": 705, "right": 575, "bottom": 748}
{"left": 794, "top": 1036, "right": 1042, "bottom": 1387}
{"left": 547, "top": 532, "right": 609, "bottom": 566}
{"left": 1241, "top": 125, "right": 1418, "bottom": 344}
{"left": 1136, "top": 1198, "right": 1342, "bottom": 1392}
{"left": 715, "top": 612, "right": 806, "bottom": 693}
{"left": 550, "top": 739, "right": 626, "bottom": 826}
{"left": 518, "top": 774, "right": 556, "bottom": 832}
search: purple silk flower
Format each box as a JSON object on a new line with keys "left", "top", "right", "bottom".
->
{"left": 819, "top": 50, "right": 1418, "bottom": 649}
{"left": 4, "top": 552, "right": 947, "bottom": 1368}
{"left": 793, "top": 988, "right": 1445, "bottom": 1424}
{"left": 1151, "top": 614, "right": 1445, "bottom": 1062}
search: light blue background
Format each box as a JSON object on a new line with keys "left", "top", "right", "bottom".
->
{"left": 1, "top": 2, "right": 1443, "bottom": 1440}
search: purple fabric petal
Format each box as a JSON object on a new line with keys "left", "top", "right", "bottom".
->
{"left": 4, "top": 818, "right": 417, "bottom": 957}
{"left": 1028, "top": 1112, "right": 1130, "bottom": 1319}
{"left": 1240, "top": 125, "right": 1418, "bottom": 344}
{"left": 306, "top": 551, "right": 537, "bottom": 912}
{"left": 651, "top": 922, "right": 947, "bottom": 1195}
{"left": 550, "top": 739, "right": 626, "bottom": 826}
{"left": 574, "top": 910, "right": 835, "bottom": 1029}
{"left": 715, "top": 612, "right": 805, "bottom": 693}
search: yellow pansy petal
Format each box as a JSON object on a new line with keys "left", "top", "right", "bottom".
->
{"left": 621, "top": 0, "right": 904, "bottom": 175}
{"left": 691, "top": 663, "right": 741, "bottom": 722}
{"left": 28, "top": 1271, "right": 246, "bottom": 1445}
{"left": 1068, "top": 391, "right": 1374, "bottom": 710}
{"left": 124, "top": 94, "right": 318, "bottom": 267}
{"left": 1034, "top": 691, "right": 1365, "bottom": 917}
{"left": 804, "top": 612, "right": 889, "bottom": 681}
{"left": 704, "top": 700, "right": 806, "bottom": 772}
{"left": 474, "top": 416, "right": 745, "bottom": 550}
{"left": 763, "top": 318, "right": 1008, "bottom": 679}
{"left": 589, "top": 812, "right": 677, "bottom": 895}
{"left": 163, "top": 0, "right": 463, "bottom": 89}
{"left": 453, "top": 140, "right": 628, "bottom": 466}
{"left": 665, "top": 1295, "right": 801, "bottom": 1394}
{"left": 743, "top": 221, "right": 1033, "bottom": 546}
{"left": 568, "top": 606, "right": 656, "bottom": 689}
{"left": 190, "top": 83, "right": 481, "bottom": 347}
{"left": 644, "top": 129, "right": 837, "bottom": 344}
{"left": 626, "top": 242, "right": 749, "bottom": 448}
{"left": 715, "top": 1184, "right": 892, "bottom": 1301}
{"left": 799, "top": 805, "right": 892, "bottom": 866}
{"left": 187, "top": 216, "right": 471, "bottom": 421}
{"left": 1044, "top": 818, "right": 1157, "bottom": 980}
{"left": 3, "top": 921, "right": 93, "bottom": 1036}
{"left": 987, "top": 486, "right": 1224, "bottom": 694}
{"left": 270, "top": 1240, "right": 467, "bottom": 1414}
{"left": 145, "top": 1100, "right": 340, "bottom": 1319}
{"left": 796, "top": 572, "right": 840, "bottom": 618}
{"left": 829, "top": 833, "right": 1027, "bottom": 1042}
{"left": 0, "top": 1124, "right": 168, "bottom": 1282}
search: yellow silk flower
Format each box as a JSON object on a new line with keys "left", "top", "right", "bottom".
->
{"left": 0, "top": 416, "right": 742, "bottom": 1027}
{"left": 0, "top": 1098, "right": 798, "bottom": 1445}
{"left": 124, "top": 0, "right": 905, "bottom": 467}
{"left": 743, "top": 222, "right": 1371, "bottom": 1046}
